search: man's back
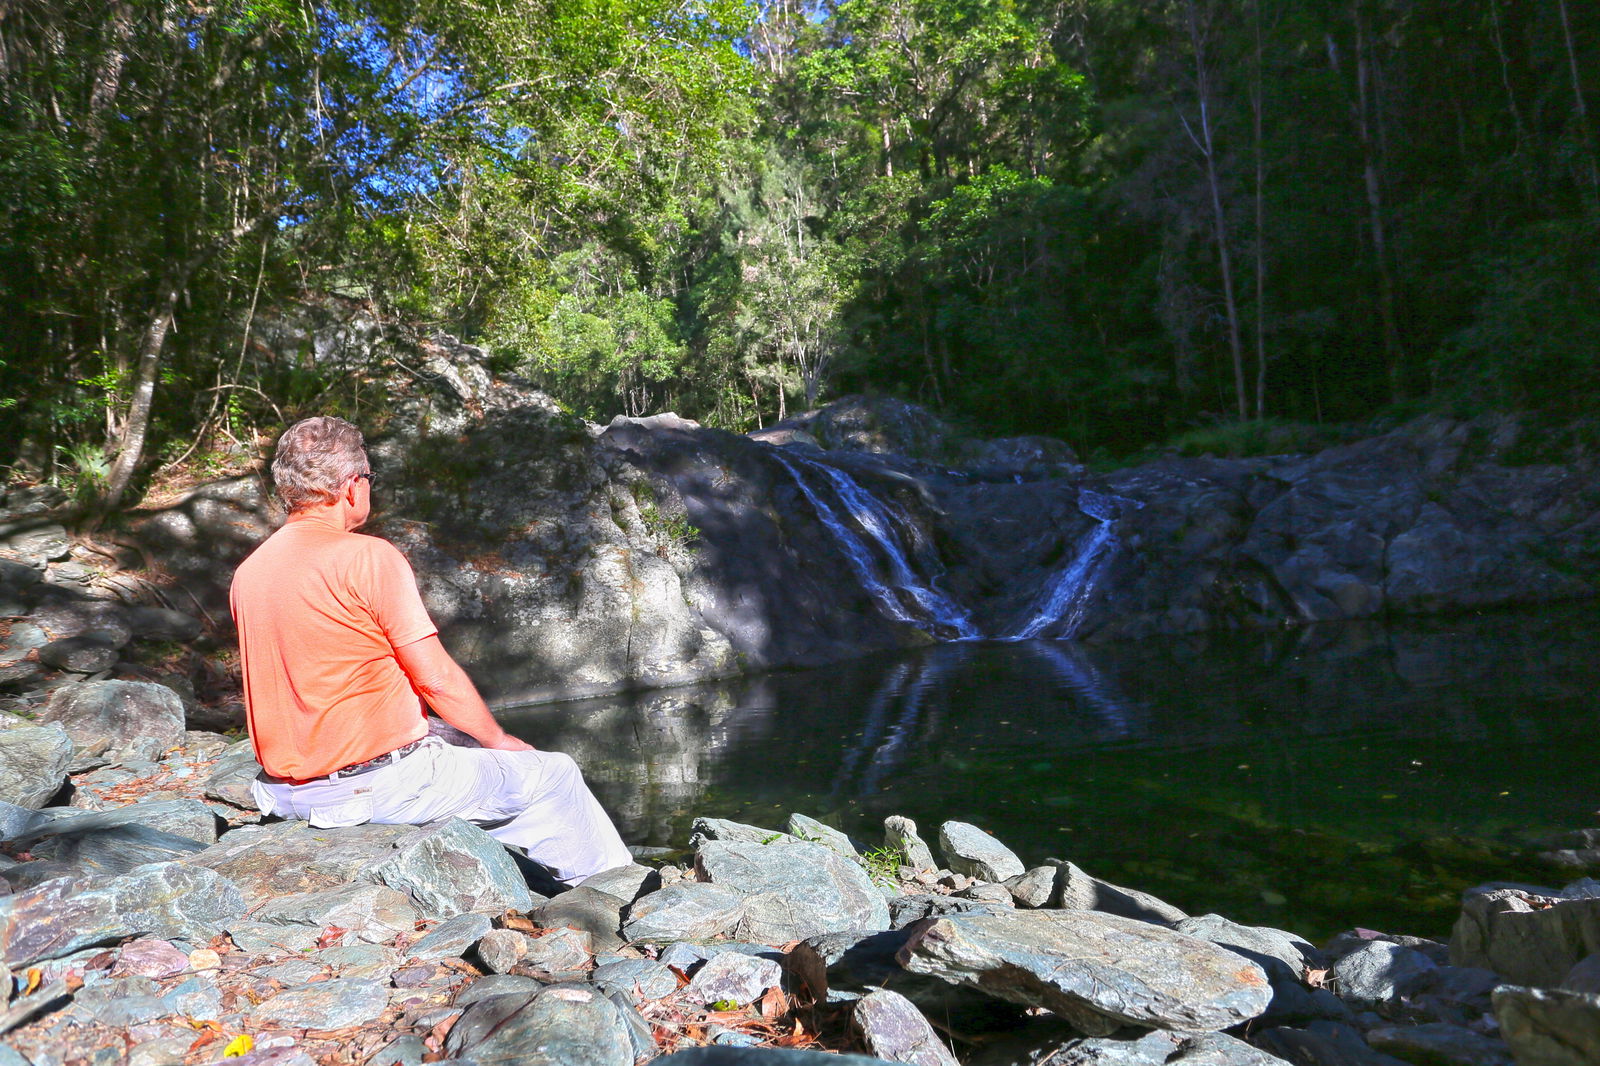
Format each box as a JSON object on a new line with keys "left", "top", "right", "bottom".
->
{"left": 231, "top": 513, "right": 434, "bottom": 780}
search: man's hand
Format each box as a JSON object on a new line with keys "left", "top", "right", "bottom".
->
{"left": 483, "top": 734, "right": 537, "bottom": 752}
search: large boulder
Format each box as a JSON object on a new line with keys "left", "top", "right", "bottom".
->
{"left": 939, "top": 822, "right": 1025, "bottom": 883}
{"left": 695, "top": 839, "right": 890, "bottom": 942}
{"left": 0, "top": 861, "right": 246, "bottom": 967}
{"left": 185, "top": 817, "right": 534, "bottom": 917}
{"left": 0, "top": 724, "right": 72, "bottom": 808}
{"left": 444, "top": 983, "right": 634, "bottom": 1066}
{"left": 1494, "top": 985, "right": 1600, "bottom": 1066}
{"left": 39, "top": 681, "right": 185, "bottom": 768}
{"left": 897, "top": 910, "right": 1272, "bottom": 1036}
{"left": 1451, "top": 886, "right": 1600, "bottom": 987}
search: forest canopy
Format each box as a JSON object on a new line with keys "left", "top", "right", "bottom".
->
{"left": 3, "top": 0, "right": 1599, "bottom": 506}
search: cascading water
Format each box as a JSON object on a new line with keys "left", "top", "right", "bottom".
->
{"left": 1010, "top": 489, "right": 1134, "bottom": 639}
{"left": 771, "top": 449, "right": 979, "bottom": 640}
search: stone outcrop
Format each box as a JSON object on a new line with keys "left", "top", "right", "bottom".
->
{"left": 1, "top": 721, "right": 1579, "bottom": 1066}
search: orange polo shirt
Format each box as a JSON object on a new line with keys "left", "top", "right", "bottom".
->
{"left": 230, "top": 512, "right": 435, "bottom": 780}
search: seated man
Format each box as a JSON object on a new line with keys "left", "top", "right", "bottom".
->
{"left": 230, "top": 415, "right": 631, "bottom": 884}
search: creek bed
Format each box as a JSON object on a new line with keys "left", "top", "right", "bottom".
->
{"left": 502, "top": 602, "right": 1599, "bottom": 941}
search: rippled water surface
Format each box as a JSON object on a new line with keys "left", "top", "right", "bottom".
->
{"left": 501, "top": 605, "right": 1599, "bottom": 940}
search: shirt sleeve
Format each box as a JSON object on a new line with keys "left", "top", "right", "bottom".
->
{"left": 363, "top": 538, "right": 439, "bottom": 650}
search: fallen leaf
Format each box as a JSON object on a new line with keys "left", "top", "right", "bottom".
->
{"left": 500, "top": 915, "right": 541, "bottom": 935}
{"left": 22, "top": 969, "right": 41, "bottom": 996}
{"left": 759, "top": 986, "right": 788, "bottom": 1018}
{"left": 1305, "top": 967, "right": 1329, "bottom": 988}
{"left": 222, "top": 1034, "right": 254, "bottom": 1057}
{"left": 316, "top": 925, "right": 348, "bottom": 948}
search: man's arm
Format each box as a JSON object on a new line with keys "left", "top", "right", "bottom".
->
{"left": 395, "top": 635, "right": 534, "bottom": 752}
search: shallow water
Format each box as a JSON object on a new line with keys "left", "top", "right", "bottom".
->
{"left": 500, "top": 604, "right": 1599, "bottom": 941}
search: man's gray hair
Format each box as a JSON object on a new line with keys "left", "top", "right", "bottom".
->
{"left": 272, "top": 416, "right": 367, "bottom": 512}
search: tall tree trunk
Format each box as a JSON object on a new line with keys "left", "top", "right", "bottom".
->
{"left": 1251, "top": 0, "right": 1269, "bottom": 419}
{"left": 1334, "top": 3, "right": 1405, "bottom": 404}
{"left": 1487, "top": 0, "right": 1534, "bottom": 203}
{"left": 1185, "top": 0, "right": 1248, "bottom": 421}
{"left": 100, "top": 276, "right": 182, "bottom": 513}
{"left": 1556, "top": 0, "right": 1600, "bottom": 210}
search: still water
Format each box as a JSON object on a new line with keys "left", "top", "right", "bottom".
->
{"left": 501, "top": 605, "right": 1598, "bottom": 942}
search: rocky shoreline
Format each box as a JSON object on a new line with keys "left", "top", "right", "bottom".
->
{"left": 0, "top": 679, "right": 1595, "bottom": 1066}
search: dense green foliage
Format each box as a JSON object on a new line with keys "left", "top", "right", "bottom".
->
{"left": 4, "top": 0, "right": 1600, "bottom": 498}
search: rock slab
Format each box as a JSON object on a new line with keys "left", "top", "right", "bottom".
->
{"left": 897, "top": 910, "right": 1272, "bottom": 1036}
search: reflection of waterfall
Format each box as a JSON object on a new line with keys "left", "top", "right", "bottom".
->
{"left": 772, "top": 450, "right": 978, "bottom": 639}
{"left": 1025, "top": 640, "right": 1139, "bottom": 739}
{"left": 1011, "top": 490, "right": 1134, "bottom": 639}
{"left": 828, "top": 647, "right": 967, "bottom": 798}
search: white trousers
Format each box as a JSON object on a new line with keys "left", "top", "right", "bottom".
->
{"left": 251, "top": 737, "right": 632, "bottom": 884}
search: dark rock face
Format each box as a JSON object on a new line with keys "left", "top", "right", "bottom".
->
{"left": 16, "top": 335, "right": 1589, "bottom": 705}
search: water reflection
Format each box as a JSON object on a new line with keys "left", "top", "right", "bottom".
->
{"left": 498, "top": 605, "right": 1599, "bottom": 935}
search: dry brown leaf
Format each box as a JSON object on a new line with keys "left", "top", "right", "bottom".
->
{"left": 759, "top": 986, "right": 788, "bottom": 1018}
{"left": 500, "top": 915, "right": 541, "bottom": 934}
{"left": 1305, "top": 967, "right": 1330, "bottom": 988}
{"left": 316, "top": 926, "right": 348, "bottom": 948}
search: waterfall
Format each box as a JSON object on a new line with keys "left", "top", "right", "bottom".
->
{"left": 772, "top": 450, "right": 979, "bottom": 640}
{"left": 1011, "top": 489, "right": 1132, "bottom": 639}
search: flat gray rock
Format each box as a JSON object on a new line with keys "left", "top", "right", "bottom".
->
{"left": 477, "top": 928, "right": 531, "bottom": 974}
{"left": 1005, "top": 866, "right": 1057, "bottom": 908}
{"left": 1494, "top": 985, "right": 1600, "bottom": 1066}
{"left": 40, "top": 680, "right": 184, "bottom": 767}
{"left": 1331, "top": 941, "right": 1438, "bottom": 1010}
{"left": 523, "top": 927, "right": 593, "bottom": 980}
{"left": 249, "top": 977, "right": 391, "bottom": 1030}
{"left": 37, "top": 633, "right": 120, "bottom": 674}
{"left": 1030, "top": 1029, "right": 1292, "bottom": 1065}
{"left": 407, "top": 912, "right": 493, "bottom": 960}
{"left": 788, "top": 813, "right": 862, "bottom": 861}
{"left": 0, "top": 724, "right": 72, "bottom": 808}
{"left": 884, "top": 816, "right": 937, "bottom": 874}
{"left": 0, "top": 861, "right": 246, "bottom": 967}
{"left": 1452, "top": 887, "right": 1600, "bottom": 987}
{"left": 1052, "top": 859, "right": 1189, "bottom": 924}
{"left": 249, "top": 883, "right": 419, "bottom": 944}
{"left": 187, "top": 816, "right": 533, "bottom": 918}
{"left": 889, "top": 893, "right": 1010, "bottom": 929}
{"left": 695, "top": 839, "right": 889, "bottom": 941}
{"left": 851, "top": 989, "right": 960, "bottom": 1066}
{"left": 684, "top": 951, "right": 782, "bottom": 1007}
{"left": 445, "top": 983, "right": 633, "bottom": 1066}
{"left": 535, "top": 885, "right": 627, "bottom": 953}
{"left": 622, "top": 881, "right": 747, "bottom": 944}
{"left": 202, "top": 739, "right": 263, "bottom": 809}
{"left": 938, "top": 821, "right": 1024, "bottom": 882}
{"left": 898, "top": 910, "right": 1272, "bottom": 1036}
{"left": 582, "top": 863, "right": 660, "bottom": 902}
{"left": 1368, "top": 1021, "right": 1513, "bottom": 1066}
{"left": 689, "top": 816, "right": 794, "bottom": 848}
{"left": 592, "top": 957, "right": 679, "bottom": 1001}
{"left": 365, "top": 817, "right": 534, "bottom": 917}
{"left": 1253, "top": 1021, "right": 1412, "bottom": 1066}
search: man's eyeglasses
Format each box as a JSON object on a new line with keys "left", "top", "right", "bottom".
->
{"left": 356, "top": 472, "right": 377, "bottom": 487}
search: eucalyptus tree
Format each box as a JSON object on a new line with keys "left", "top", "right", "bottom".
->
{"left": 0, "top": 0, "right": 751, "bottom": 509}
